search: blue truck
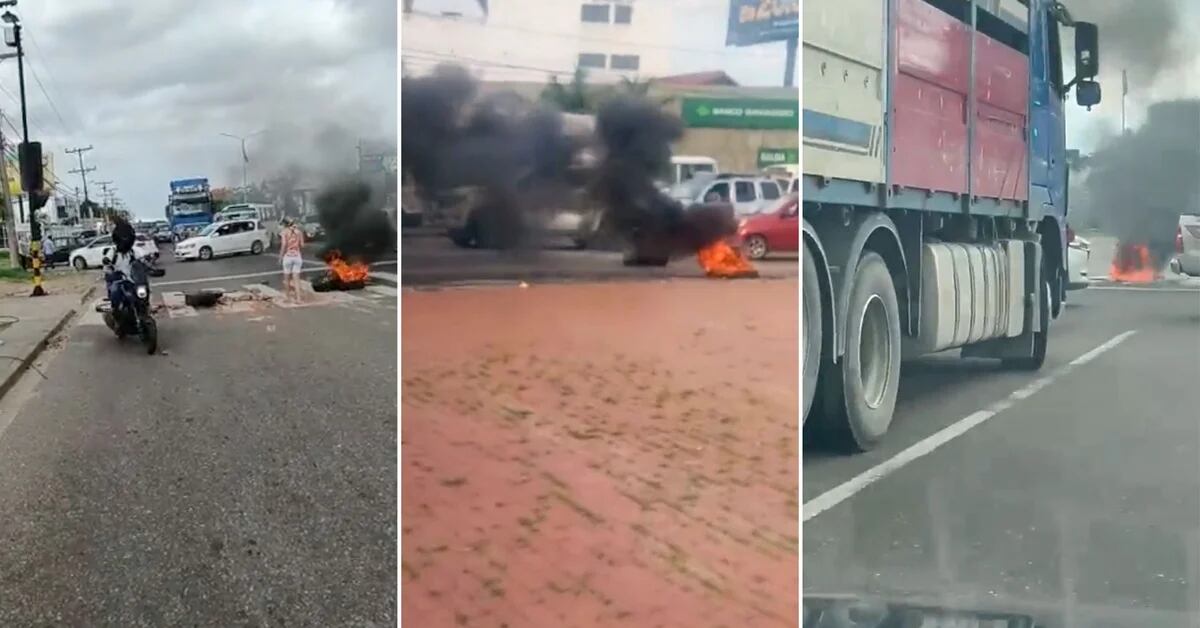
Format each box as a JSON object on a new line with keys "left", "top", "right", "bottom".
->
{"left": 802, "top": 0, "right": 1102, "bottom": 450}
{"left": 165, "top": 178, "right": 214, "bottom": 239}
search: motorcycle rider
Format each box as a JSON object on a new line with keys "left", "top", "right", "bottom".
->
{"left": 104, "top": 219, "right": 138, "bottom": 310}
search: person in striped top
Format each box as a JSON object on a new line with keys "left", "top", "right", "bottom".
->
{"left": 278, "top": 217, "right": 307, "bottom": 302}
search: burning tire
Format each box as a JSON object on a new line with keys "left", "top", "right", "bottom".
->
{"left": 811, "top": 251, "right": 901, "bottom": 452}
{"left": 802, "top": 241, "right": 822, "bottom": 424}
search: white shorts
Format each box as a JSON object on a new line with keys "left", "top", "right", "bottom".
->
{"left": 281, "top": 254, "right": 303, "bottom": 275}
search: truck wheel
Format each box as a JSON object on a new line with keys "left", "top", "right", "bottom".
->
{"left": 813, "top": 251, "right": 901, "bottom": 452}
{"left": 1003, "top": 266, "right": 1050, "bottom": 370}
{"left": 802, "top": 242, "right": 822, "bottom": 424}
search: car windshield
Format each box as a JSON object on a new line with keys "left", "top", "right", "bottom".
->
{"left": 197, "top": 223, "right": 220, "bottom": 237}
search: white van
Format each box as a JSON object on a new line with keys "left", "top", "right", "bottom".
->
{"left": 216, "top": 203, "right": 279, "bottom": 245}
{"left": 670, "top": 156, "right": 718, "bottom": 186}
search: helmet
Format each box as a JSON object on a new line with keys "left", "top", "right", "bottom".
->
{"left": 110, "top": 218, "right": 135, "bottom": 253}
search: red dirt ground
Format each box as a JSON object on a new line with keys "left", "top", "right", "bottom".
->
{"left": 402, "top": 279, "right": 798, "bottom": 627}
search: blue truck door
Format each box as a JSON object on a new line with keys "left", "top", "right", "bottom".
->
{"left": 1028, "top": 1, "right": 1067, "bottom": 219}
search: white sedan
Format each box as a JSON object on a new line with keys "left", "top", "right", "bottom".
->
{"left": 70, "top": 235, "right": 159, "bottom": 270}
{"left": 174, "top": 219, "right": 271, "bottom": 261}
{"left": 1067, "top": 234, "right": 1090, "bottom": 289}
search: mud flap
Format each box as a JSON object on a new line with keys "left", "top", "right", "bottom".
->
{"left": 961, "top": 240, "right": 1042, "bottom": 360}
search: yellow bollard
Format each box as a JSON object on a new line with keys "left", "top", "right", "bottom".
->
{"left": 29, "top": 239, "right": 45, "bottom": 296}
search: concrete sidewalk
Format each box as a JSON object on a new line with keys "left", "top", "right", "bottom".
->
{"left": 0, "top": 286, "right": 96, "bottom": 400}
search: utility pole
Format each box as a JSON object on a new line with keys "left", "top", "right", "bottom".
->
{"left": 1, "top": 3, "right": 48, "bottom": 295}
{"left": 66, "top": 145, "right": 94, "bottom": 207}
{"left": 0, "top": 108, "right": 15, "bottom": 268}
{"left": 95, "top": 180, "right": 112, "bottom": 224}
{"left": 1121, "top": 68, "right": 1128, "bottom": 135}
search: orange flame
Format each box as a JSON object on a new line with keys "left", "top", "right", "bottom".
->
{"left": 325, "top": 250, "right": 369, "bottom": 283}
{"left": 697, "top": 240, "right": 758, "bottom": 279}
{"left": 1109, "top": 242, "right": 1158, "bottom": 283}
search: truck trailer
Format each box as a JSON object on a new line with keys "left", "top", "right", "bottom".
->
{"left": 802, "top": 0, "right": 1102, "bottom": 450}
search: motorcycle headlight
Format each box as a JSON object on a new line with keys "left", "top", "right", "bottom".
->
{"left": 136, "top": 286, "right": 148, "bottom": 299}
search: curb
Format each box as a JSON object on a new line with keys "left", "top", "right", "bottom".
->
{"left": 0, "top": 286, "right": 93, "bottom": 402}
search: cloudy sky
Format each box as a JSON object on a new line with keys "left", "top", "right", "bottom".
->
{"left": 3, "top": 0, "right": 397, "bottom": 219}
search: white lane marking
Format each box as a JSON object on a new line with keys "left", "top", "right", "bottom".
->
{"left": 371, "top": 271, "right": 398, "bottom": 284}
{"left": 1070, "top": 330, "right": 1138, "bottom": 366}
{"left": 1090, "top": 286, "right": 1200, "bottom": 293}
{"left": 244, "top": 283, "right": 286, "bottom": 301}
{"left": 803, "top": 330, "right": 1138, "bottom": 522}
{"left": 160, "top": 292, "right": 197, "bottom": 318}
{"left": 365, "top": 285, "right": 398, "bottom": 298}
{"left": 155, "top": 260, "right": 395, "bottom": 287}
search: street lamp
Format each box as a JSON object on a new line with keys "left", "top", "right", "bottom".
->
{"left": 220, "top": 130, "right": 264, "bottom": 202}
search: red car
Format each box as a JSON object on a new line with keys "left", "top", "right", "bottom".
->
{"left": 736, "top": 193, "right": 798, "bottom": 259}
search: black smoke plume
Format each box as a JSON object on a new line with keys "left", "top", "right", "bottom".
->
{"left": 401, "top": 64, "right": 582, "bottom": 248}
{"left": 1082, "top": 99, "right": 1200, "bottom": 266}
{"left": 315, "top": 178, "right": 396, "bottom": 263}
{"left": 591, "top": 96, "right": 736, "bottom": 258}
{"left": 401, "top": 63, "right": 737, "bottom": 255}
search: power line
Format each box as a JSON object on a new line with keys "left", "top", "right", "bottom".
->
{"left": 402, "top": 49, "right": 573, "bottom": 77}
{"left": 22, "top": 30, "right": 83, "bottom": 133}
{"left": 26, "top": 62, "right": 70, "bottom": 136}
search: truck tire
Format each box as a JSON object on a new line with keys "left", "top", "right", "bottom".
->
{"left": 1003, "top": 263, "right": 1050, "bottom": 370}
{"left": 812, "top": 251, "right": 901, "bottom": 452}
{"left": 802, "top": 242, "right": 822, "bottom": 424}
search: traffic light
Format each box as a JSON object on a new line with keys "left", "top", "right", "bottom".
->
{"left": 18, "top": 142, "right": 47, "bottom": 209}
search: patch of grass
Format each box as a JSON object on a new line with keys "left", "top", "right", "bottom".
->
{"left": 0, "top": 266, "right": 30, "bottom": 282}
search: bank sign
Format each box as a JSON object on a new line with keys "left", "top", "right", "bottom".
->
{"left": 757, "top": 147, "right": 798, "bottom": 168}
{"left": 726, "top": 0, "right": 799, "bottom": 46}
{"left": 681, "top": 97, "right": 798, "bottom": 130}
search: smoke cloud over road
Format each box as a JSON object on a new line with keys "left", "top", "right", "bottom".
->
{"left": 400, "top": 63, "right": 738, "bottom": 256}
{"left": 1081, "top": 99, "right": 1200, "bottom": 266}
{"left": 314, "top": 178, "right": 396, "bottom": 263}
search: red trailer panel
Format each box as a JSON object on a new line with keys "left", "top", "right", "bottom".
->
{"left": 889, "top": 0, "right": 1030, "bottom": 202}
{"left": 972, "top": 31, "right": 1029, "bottom": 200}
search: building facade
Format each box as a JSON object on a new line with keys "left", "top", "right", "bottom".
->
{"left": 403, "top": 1, "right": 677, "bottom": 83}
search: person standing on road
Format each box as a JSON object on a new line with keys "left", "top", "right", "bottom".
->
{"left": 278, "top": 217, "right": 306, "bottom": 303}
{"left": 41, "top": 235, "right": 56, "bottom": 269}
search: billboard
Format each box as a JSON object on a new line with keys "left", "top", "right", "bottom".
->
{"left": 726, "top": 0, "right": 798, "bottom": 46}
{"left": 681, "top": 97, "right": 798, "bottom": 130}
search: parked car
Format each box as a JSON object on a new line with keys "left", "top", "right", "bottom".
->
{"left": 301, "top": 216, "right": 325, "bottom": 240}
{"left": 16, "top": 234, "right": 83, "bottom": 269}
{"left": 70, "top": 235, "right": 158, "bottom": 270}
{"left": 174, "top": 219, "right": 271, "bottom": 261}
{"left": 1067, "top": 232, "right": 1090, "bottom": 290}
{"left": 669, "top": 173, "right": 783, "bottom": 216}
{"left": 152, "top": 227, "right": 174, "bottom": 244}
{"left": 1169, "top": 210, "right": 1200, "bottom": 277}
{"left": 736, "top": 193, "right": 799, "bottom": 259}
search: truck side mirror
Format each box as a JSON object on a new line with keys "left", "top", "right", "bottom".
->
{"left": 1076, "top": 80, "right": 1101, "bottom": 109}
{"left": 1074, "top": 22, "right": 1099, "bottom": 80}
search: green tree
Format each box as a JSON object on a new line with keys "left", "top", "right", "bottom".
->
{"left": 540, "top": 68, "right": 594, "bottom": 113}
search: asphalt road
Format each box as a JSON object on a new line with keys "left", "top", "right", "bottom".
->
{"left": 803, "top": 284, "right": 1200, "bottom": 625}
{"left": 149, "top": 241, "right": 398, "bottom": 289}
{"left": 0, "top": 251, "right": 397, "bottom": 625}
{"left": 400, "top": 231, "right": 798, "bottom": 286}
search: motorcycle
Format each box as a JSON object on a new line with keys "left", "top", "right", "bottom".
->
{"left": 95, "top": 255, "right": 166, "bottom": 354}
